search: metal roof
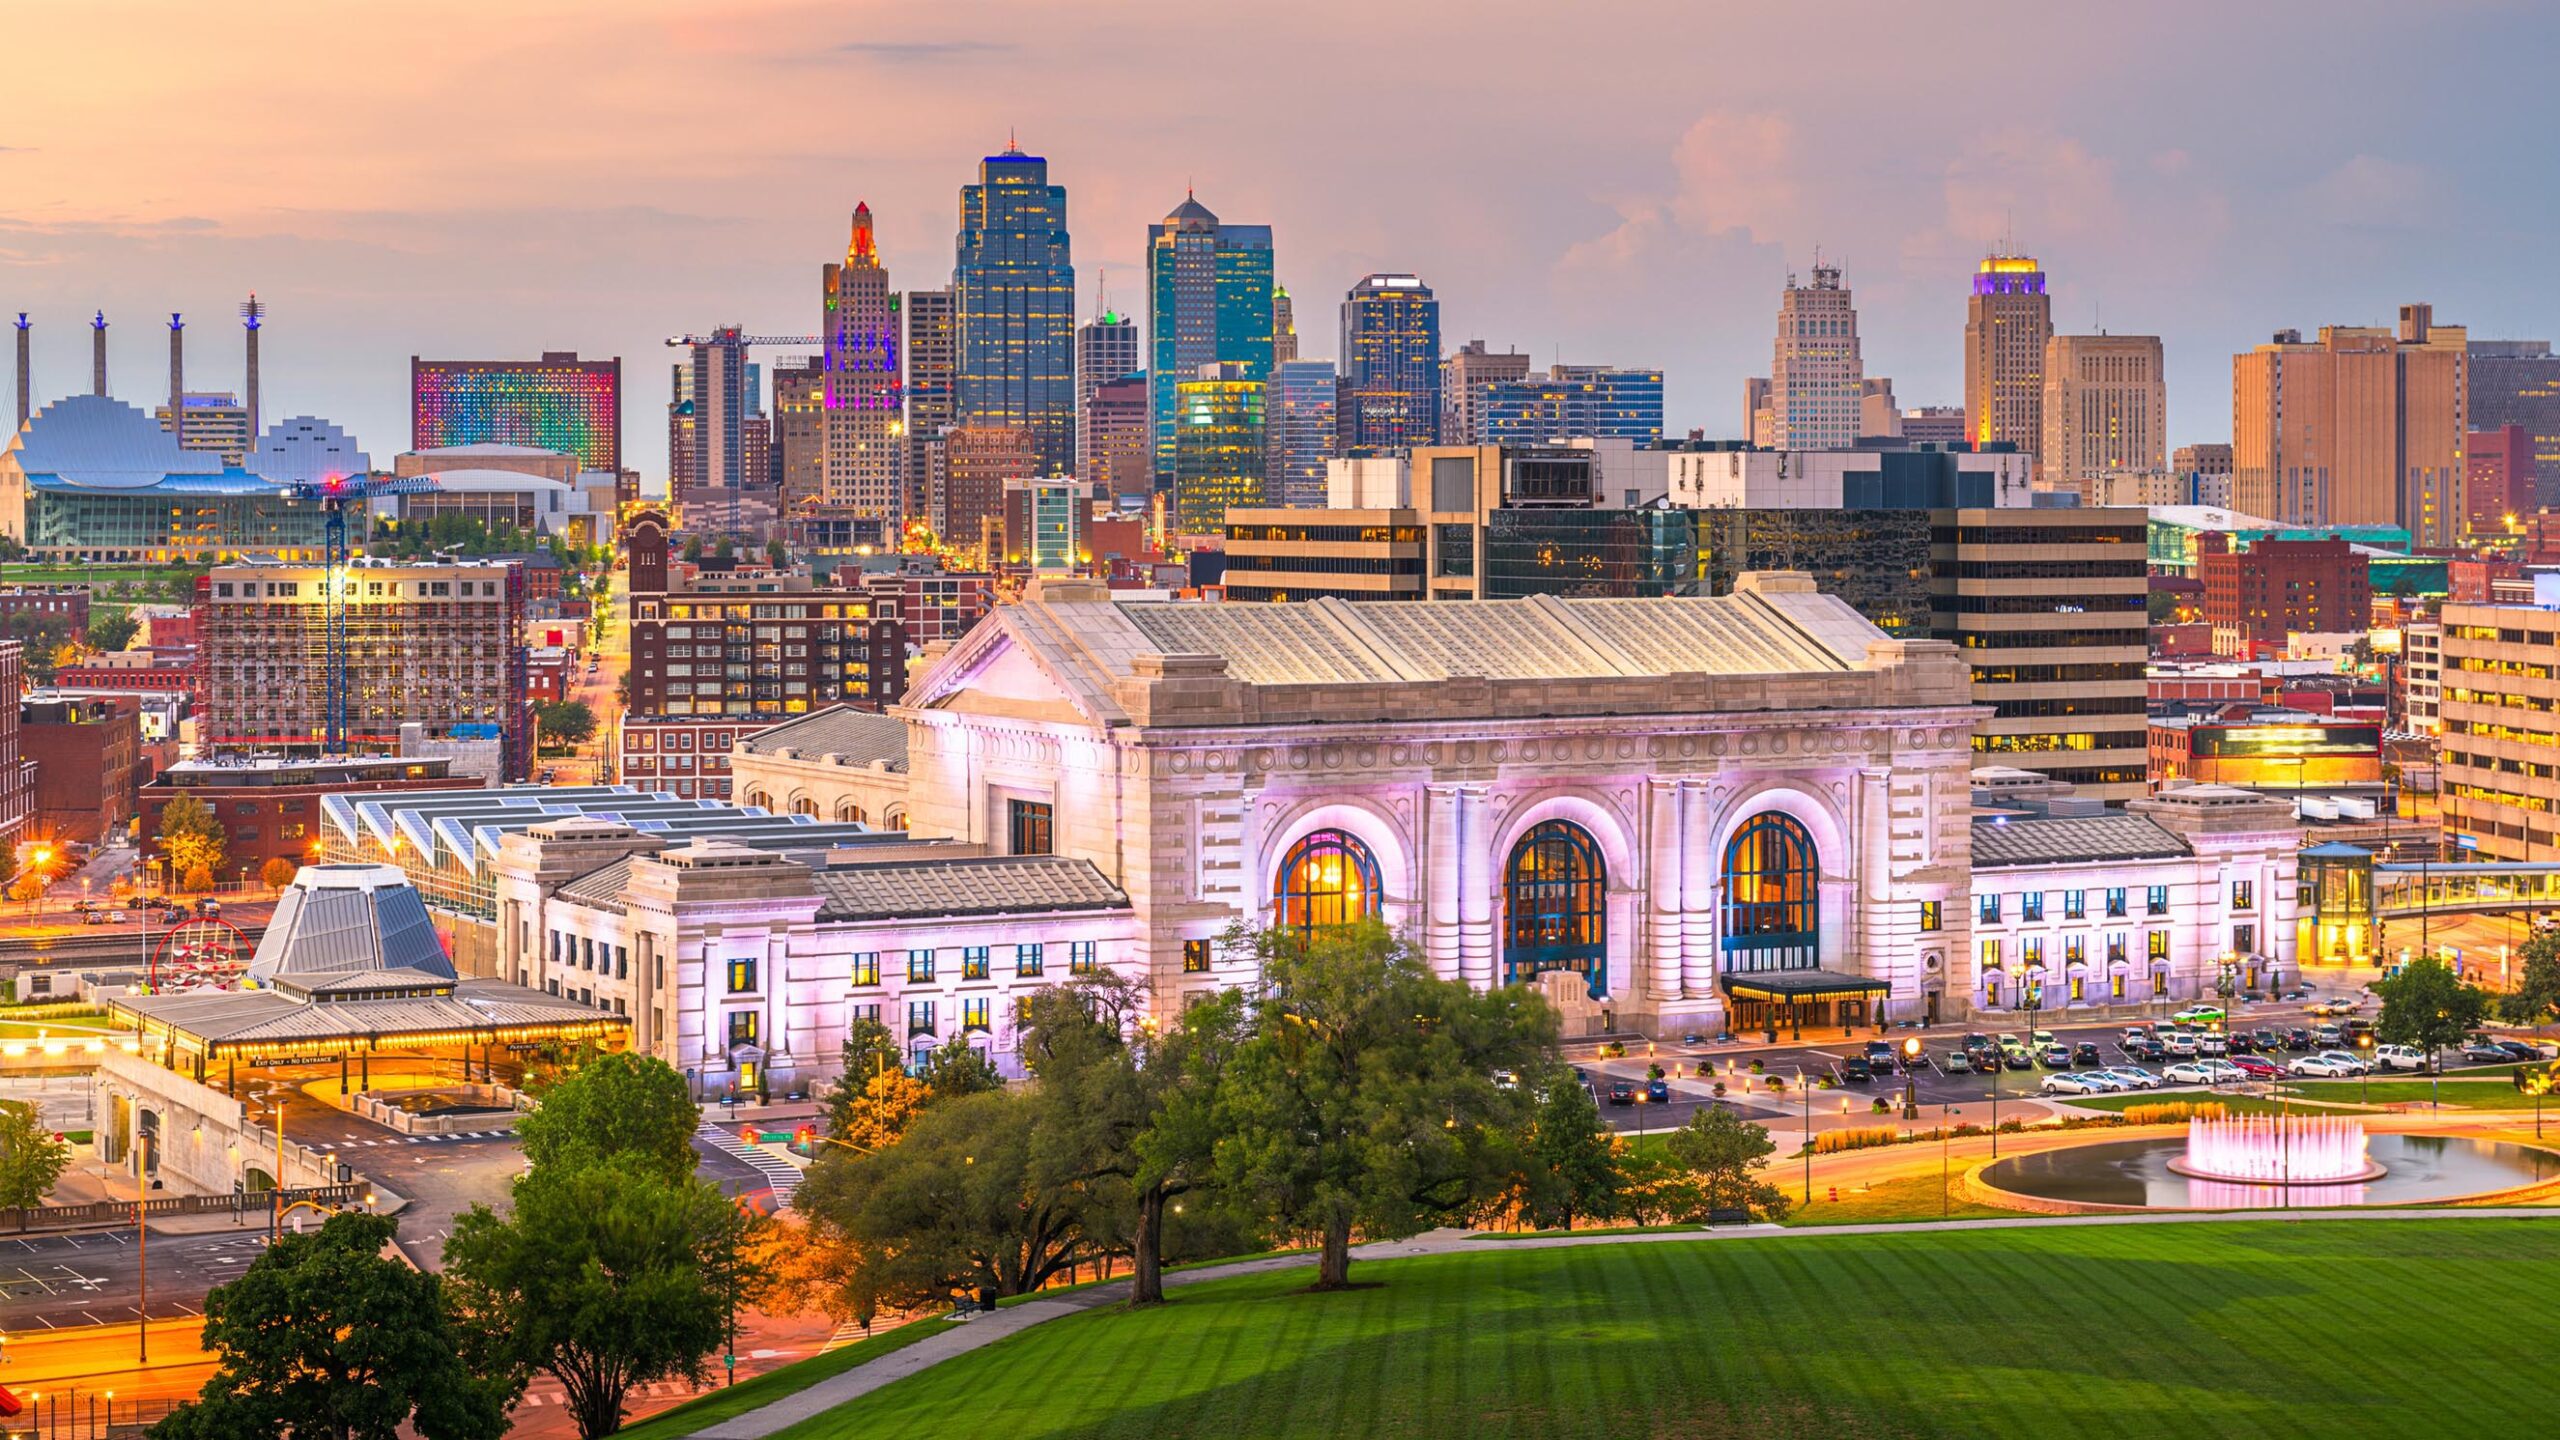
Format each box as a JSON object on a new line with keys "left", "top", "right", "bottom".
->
{"left": 736, "top": 706, "right": 910, "bottom": 770}
{"left": 243, "top": 865, "right": 457, "bottom": 990}
{"left": 812, "top": 856, "right": 1128, "bottom": 922}
{"left": 1970, "top": 814, "right": 2192, "bottom": 868}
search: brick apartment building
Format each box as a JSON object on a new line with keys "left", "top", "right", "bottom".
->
{"left": 139, "top": 755, "right": 482, "bottom": 883}
{"left": 18, "top": 696, "right": 140, "bottom": 844}
{"left": 2197, "top": 531, "right": 2372, "bottom": 658}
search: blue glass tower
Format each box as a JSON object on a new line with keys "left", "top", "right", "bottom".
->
{"left": 1479, "top": 366, "right": 1664, "bottom": 446}
{"left": 1146, "top": 194, "right": 1273, "bottom": 483}
{"left": 1338, "top": 274, "right": 1441, "bottom": 453}
{"left": 955, "top": 144, "right": 1076, "bottom": 475}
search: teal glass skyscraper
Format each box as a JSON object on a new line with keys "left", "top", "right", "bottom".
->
{"left": 954, "top": 144, "right": 1076, "bottom": 474}
{"left": 1146, "top": 193, "right": 1273, "bottom": 482}
{"left": 1339, "top": 274, "right": 1441, "bottom": 453}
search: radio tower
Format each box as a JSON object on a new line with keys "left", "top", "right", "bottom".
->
{"left": 240, "top": 293, "right": 265, "bottom": 440}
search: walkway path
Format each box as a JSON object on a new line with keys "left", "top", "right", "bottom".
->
{"left": 682, "top": 1204, "right": 2560, "bottom": 1439}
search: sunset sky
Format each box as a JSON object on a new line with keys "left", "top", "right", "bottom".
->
{"left": 3, "top": 0, "right": 2553, "bottom": 474}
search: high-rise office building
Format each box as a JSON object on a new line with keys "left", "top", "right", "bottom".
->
{"left": 1172, "top": 362, "right": 1266, "bottom": 535}
{"left": 412, "top": 352, "right": 621, "bottom": 473}
{"left": 1266, "top": 358, "right": 1339, "bottom": 508}
{"left": 822, "top": 203, "right": 904, "bottom": 524}
{"left": 2469, "top": 339, "right": 2560, "bottom": 509}
{"left": 1082, "top": 374, "right": 1151, "bottom": 502}
{"left": 1339, "top": 274, "right": 1441, "bottom": 453}
{"left": 1963, "top": 255, "right": 2052, "bottom": 457}
{"left": 902, "top": 288, "right": 958, "bottom": 524}
{"left": 155, "top": 392, "right": 255, "bottom": 466}
{"left": 1743, "top": 377, "right": 1775, "bottom": 447}
{"left": 669, "top": 332, "right": 756, "bottom": 533}
{"left": 1075, "top": 303, "right": 1139, "bottom": 481}
{"left": 772, "top": 358, "right": 827, "bottom": 512}
{"left": 1444, "top": 340, "right": 1534, "bottom": 447}
{"left": 937, "top": 423, "right": 1039, "bottom": 560}
{"left": 1769, "top": 264, "right": 1863, "bottom": 450}
{"left": 1146, "top": 194, "right": 1274, "bottom": 481}
{"left": 2467, "top": 424, "right": 2537, "bottom": 536}
{"left": 953, "top": 144, "right": 1076, "bottom": 475}
{"left": 2040, "top": 334, "right": 2165, "bottom": 500}
{"left": 1476, "top": 365, "right": 1665, "bottom": 447}
{"left": 1272, "top": 284, "right": 1298, "bottom": 363}
{"left": 2439, "top": 594, "right": 2560, "bottom": 861}
{"left": 2233, "top": 304, "right": 2468, "bottom": 545}
{"left": 1858, "top": 378, "right": 1901, "bottom": 439}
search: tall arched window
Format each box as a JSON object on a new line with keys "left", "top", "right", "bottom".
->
{"left": 790, "top": 795, "right": 819, "bottom": 817}
{"left": 835, "top": 802, "right": 869, "bottom": 824}
{"left": 1722, "top": 811, "right": 1818, "bottom": 972}
{"left": 1272, "top": 830, "right": 1382, "bottom": 935}
{"left": 1504, "top": 821, "right": 1607, "bottom": 997}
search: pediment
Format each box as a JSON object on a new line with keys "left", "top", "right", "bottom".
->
{"left": 903, "top": 612, "right": 1121, "bottom": 728}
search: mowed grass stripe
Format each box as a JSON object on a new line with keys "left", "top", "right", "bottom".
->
{"left": 793, "top": 1221, "right": 2560, "bottom": 1439}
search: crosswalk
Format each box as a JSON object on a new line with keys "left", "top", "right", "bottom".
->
{"left": 311, "top": 1131, "right": 515, "bottom": 1150}
{"left": 696, "top": 1122, "right": 806, "bottom": 1205}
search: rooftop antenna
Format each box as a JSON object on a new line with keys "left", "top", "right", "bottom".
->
{"left": 91, "top": 311, "right": 107, "bottom": 396}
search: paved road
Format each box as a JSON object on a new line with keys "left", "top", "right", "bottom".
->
{"left": 0, "top": 1226, "right": 268, "bottom": 1332}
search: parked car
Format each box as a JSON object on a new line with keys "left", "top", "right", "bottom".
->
{"left": 2374, "top": 1044, "right": 2430, "bottom": 1073}
{"left": 2002, "top": 1048, "right": 2034, "bottom": 1072}
{"left": 2308, "top": 998, "right": 2361, "bottom": 1017}
{"left": 2283, "top": 1028, "right": 2315, "bottom": 1052}
{"left": 2164, "top": 1061, "right": 2223, "bottom": 1085}
{"left": 2038, "top": 1043, "right": 2072, "bottom": 1068}
{"left": 2225, "top": 1032, "right": 2257, "bottom": 1055}
{"left": 2495, "top": 1040, "right": 2552, "bottom": 1063}
{"left": 1963, "top": 1032, "right": 1997, "bottom": 1053}
{"left": 1839, "top": 1056, "right": 1874, "bottom": 1083}
{"left": 1940, "top": 1050, "right": 1974, "bottom": 1074}
{"left": 2071, "top": 1041, "right": 2102, "bottom": 1067}
{"left": 2128, "top": 1037, "right": 2167, "bottom": 1062}
{"left": 2029, "top": 1029, "right": 2058, "bottom": 1050}
{"left": 2311, "top": 1049, "right": 2370, "bottom": 1075}
{"left": 2289, "top": 1053, "right": 2362, "bottom": 1078}
{"left": 194, "top": 898, "right": 221, "bottom": 917}
{"left": 2461, "top": 1039, "right": 2515, "bottom": 1065}
{"left": 2197, "top": 1033, "right": 2230, "bottom": 1058}
{"left": 2075, "top": 1070, "right": 2130, "bottom": 1093}
{"left": 82, "top": 909, "right": 110, "bottom": 925}
{"left": 2103, "top": 1067, "right": 2162, "bottom": 1090}
{"left": 2228, "top": 1055, "right": 2282, "bottom": 1080}
{"left": 2250, "top": 1029, "right": 2283, "bottom": 1053}
{"left": 2041, "top": 1072, "right": 2108, "bottom": 1096}
{"left": 2172, "top": 1006, "right": 2225, "bottom": 1026}
{"left": 1606, "top": 1081, "right": 1636, "bottom": 1106}
{"left": 2162, "top": 1030, "right": 2201, "bottom": 1058}
{"left": 2312, "top": 1024, "right": 2345, "bottom": 1047}
{"left": 2342, "top": 1018, "right": 2379, "bottom": 1040}
{"left": 2121, "top": 1026, "right": 2156, "bottom": 1048}
{"left": 1646, "top": 1078, "right": 1671, "bottom": 1103}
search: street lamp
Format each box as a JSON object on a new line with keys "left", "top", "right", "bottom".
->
{"left": 1798, "top": 1066, "right": 1811, "bottom": 1205}
{"left": 2356, "top": 1033, "right": 2374, "bottom": 1103}
{"left": 1901, "top": 1037, "right": 1922, "bottom": 1120}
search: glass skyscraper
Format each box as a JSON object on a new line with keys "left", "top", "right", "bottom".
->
{"left": 1477, "top": 365, "right": 1664, "bottom": 446}
{"left": 1266, "top": 358, "right": 1339, "bottom": 507}
{"left": 1146, "top": 194, "right": 1273, "bottom": 483}
{"left": 954, "top": 145, "right": 1076, "bottom": 475}
{"left": 1171, "top": 363, "right": 1266, "bottom": 536}
{"left": 1339, "top": 274, "right": 1441, "bottom": 453}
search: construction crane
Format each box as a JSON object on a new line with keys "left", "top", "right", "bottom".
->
{"left": 279, "top": 473, "right": 436, "bottom": 754}
{"left": 665, "top": 329, "right": 824, "bottom": 349}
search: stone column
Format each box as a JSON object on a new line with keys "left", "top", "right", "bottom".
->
{"left": 1679, "top": 780, "right": 1716, "bottom": 999}
{"left": 1424, "top": 785, "right": 1463, "bottom": 983}
{"left": 1456, "top": 786, "right": 1496, "bottom": 991}
{"left": 1648, "top": 780, "right": 1683, "bottom": 1005}
{"left": 1858, "top": 767, "right": 1894, "bottom": 1018}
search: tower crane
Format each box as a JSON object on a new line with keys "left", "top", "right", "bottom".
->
{"left": 279, "top": 473, "right": 436, "bottom": 754}
{"left": 665, "top": 329, "right": 824, "bottom": 350}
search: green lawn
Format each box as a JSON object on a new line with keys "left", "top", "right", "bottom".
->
{"left": 608, "top": 1319, "right": 954, "bottom": 1440}
{"left": 772, "top": 1220, "right": 2560, "bottom": 1439}
{"left": 2060, "top": 1093, "right": 2302, "bottom": 1116}
{"left": 2279, "top": 1079, "right": 2534, "bottom": 1110}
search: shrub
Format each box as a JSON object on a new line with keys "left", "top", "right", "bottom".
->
{"left": 1871, "top": 1097, "right": 1892, "bottom": 1114}
{"left": 2121, "top": 1100, "right": 2227, "bottom": 1127}
{"left": 1810, "top": 1126, "right": 1902, "bottom": 1155}
{"left": 1710, "top": 1081, "right": 1727, "bottom": 1096}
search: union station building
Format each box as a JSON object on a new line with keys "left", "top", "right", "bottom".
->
{"left": 341, "top": 573, "right": 2303, "bottom": 1097}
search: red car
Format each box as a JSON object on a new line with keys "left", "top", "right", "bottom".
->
{"left": 2227, "top": 1054, "right": 2283, "bottom": 1080}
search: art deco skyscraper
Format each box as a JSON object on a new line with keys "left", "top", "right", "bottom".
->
{"left": 2040, "top": 333, "right": 2165, "bottom": 500}
{"left": 1964, "top": 254, "right": 2053, "bottom": 455}
{"left": 1146, "top": 193, "right": 1274, "bottom": 481}
{"left": 953, "top": 143, "right": 1076, "bottom": 475}
{"left": 1338, "top": 274, "right": 1440, "bottom": 453}
{"left": 1769, "top": 263, "right": 1863, "bottom": 450}
{"left": 1272, "top": 284, "right": 1298, "bottom": 363}
{"left": 822, "top": 203, "right": 904, "bottom": 523}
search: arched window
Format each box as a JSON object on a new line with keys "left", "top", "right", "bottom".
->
{"left": 1272, "top": 830, "right": 1382, "bottom": 935}
{"left": 790, "top": 795, "right": 818, "bottom": 817}
{"left": 835, "top": 802, "right": 869, "bottom": 824}
{"left": 745, "top": 790, "right": 775, "bottom": 812}
{"left": 1722, "top": 812, "right": 1818, "bottom": 972}
{"left": 1503, "top": 821, "right": 1607, "bottom": 997}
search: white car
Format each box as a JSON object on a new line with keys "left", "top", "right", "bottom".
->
{"left": 2162, "top": 1031, "right": 2201, "bottom": 1057}
{"left": 2103, "top": 1067, "right": 2162, "bottom": 1090}
{"left": 2289, "top": 1053, "right": 2363, "bottom": 1078}
{"left": 2041, "top": 1072, "right": 2109, "bottom": 1096}
{"left": 2165, "top": 1059, "right": 2245, "bottom": 1086}
{"left": 2373, "top": 1044, "right": 2430, "bottom": 1073}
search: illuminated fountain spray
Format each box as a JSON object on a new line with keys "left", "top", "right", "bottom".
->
{"left": 2170, "top": 1115, "right": 2382, "bottom": 1185}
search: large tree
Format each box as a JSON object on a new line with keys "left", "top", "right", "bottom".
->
{"left": 159, "top": 793, "right": 226, "bottom": 889}
{"left": 445, "top": 1157, "right": 744, "bottom": 1440}
{"left": 0, "top": 1099, "right": 68, "bottom": 1208}
{"left": 1022, "top": 973, "right": 1247, "bottom": 1305}
{"left": 517, "top": 1051, "right": 700, "bottom": 1183}
{"left": 800, "top": 1086, "right": 1087, "bottom": 1320}
{"left": 536, "top": 699, "right": 597, "bottom": 748}
{"left": 2504, "top": 928, "right": 2560, "bottom": 1026}
{"left": 1664, "top": 1103, "right": 1792, "bottom": 1222}
{"left": 916, "top": 1032, "right": 1005, "bottom": 1102}
{"left": 1213, "top": 919, "right": 1554, "bottom": 1290}
{"left": 152, "top": 1212, "right": 505, "bottom": 1440}
{"left": 87, "top": 608, "right": 139, "bottom": 652}
{"left": 1516, "top": 1063, "right": 1623, "bottom": 1232}
{"left": 2374, "top": 955, "right": 2491, "bottom": 1071}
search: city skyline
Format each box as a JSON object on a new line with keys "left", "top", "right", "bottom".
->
{"left": 2, "top": 1, "right": 2555, "bottom": 473}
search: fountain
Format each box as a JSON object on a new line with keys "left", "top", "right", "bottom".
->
{"left": 2167, "top": 1115, "right": 2386, "bottom": 1185}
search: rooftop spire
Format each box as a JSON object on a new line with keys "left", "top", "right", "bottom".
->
{"left": 848, "top": 201, "right": 877, "bottom": 264}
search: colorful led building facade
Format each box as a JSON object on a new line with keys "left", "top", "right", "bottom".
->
{"left": 954, "top": 146, "right": 1076, "bottom": 476}
{"left": 1172, "top": 363, "right": 1266, "bottom": 535}
{"left": 1339, "top": 274, "right": 1440, "bottom": 453}
{"left": 411, "top": 352, "right": 621, "bottom": 474}
{"left": 1147, "top": 194, "right": 1274, "bottom": 482}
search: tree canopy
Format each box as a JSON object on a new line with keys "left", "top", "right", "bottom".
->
{"left": 0, "top": 1099, "right": 69, "bottom": 1208}
{"left": 2504, "top": 928, "right": 2560, "bottom": 1025}
{"left": 517, "top": 1052, "right": 700, "bottom": 1183}
{"left": 153, "top": 1212, "right": 505, "bottom": 1440}
{"left": 159, "top": 793, "right": 227, "bottom": 892}
{"left": 2374, "top": 955, "right": 2491, "bottom": 1065}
